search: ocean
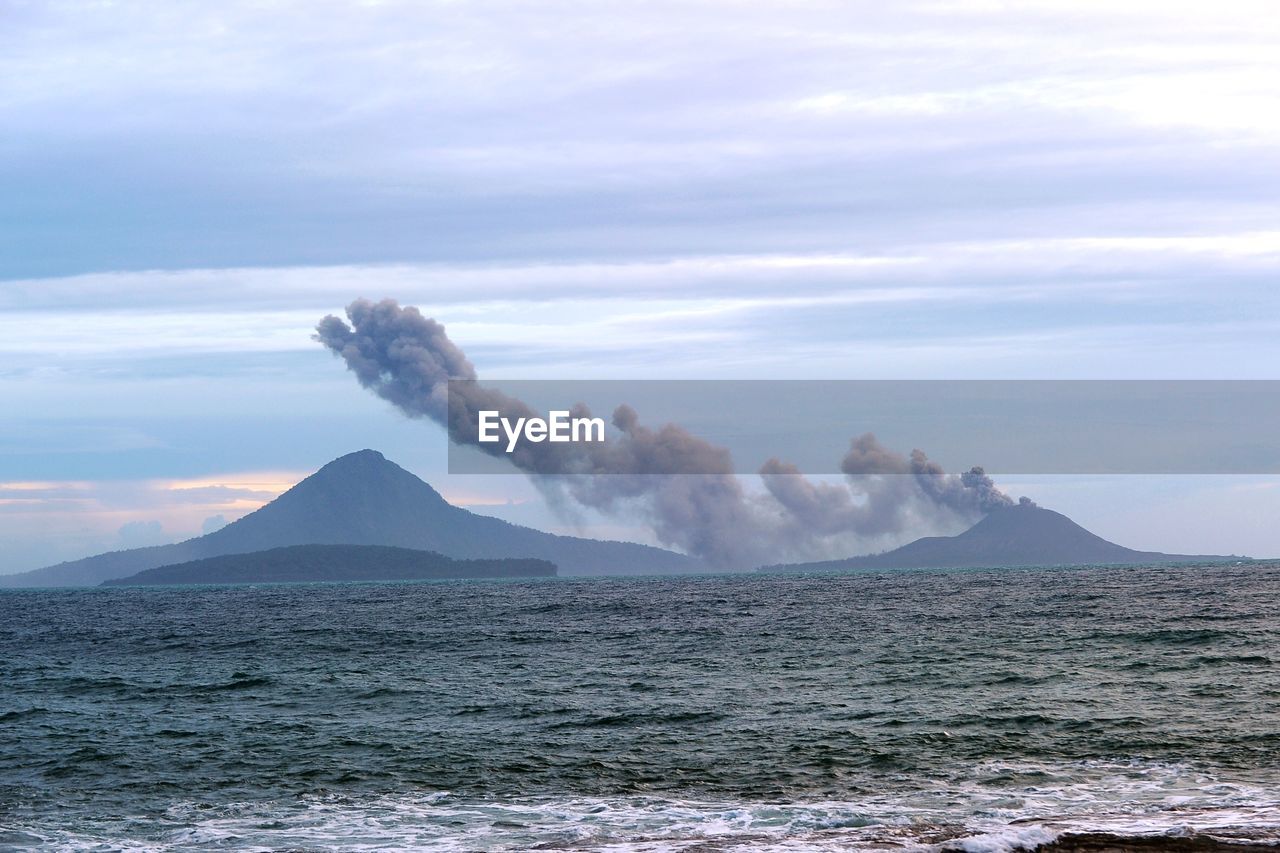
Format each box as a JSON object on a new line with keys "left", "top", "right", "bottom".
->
{"left": 2, "top": 563, "right": 1279, "bottom": 851}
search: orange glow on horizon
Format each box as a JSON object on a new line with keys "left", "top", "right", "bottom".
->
{"left": 156, "top": 471, "right": 307, "bottom": 496}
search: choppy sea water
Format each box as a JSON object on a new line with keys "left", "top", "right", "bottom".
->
{"left": 3, "top": 563, "right": 1280, "bottom": 852}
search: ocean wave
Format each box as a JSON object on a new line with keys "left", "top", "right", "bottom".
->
{"left": 6, "top": 761, "right": 1280, "bottom": 852}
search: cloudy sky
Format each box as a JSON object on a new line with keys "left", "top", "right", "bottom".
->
{"left": 4, "top": 0, "right": 1280, "bottom": 573}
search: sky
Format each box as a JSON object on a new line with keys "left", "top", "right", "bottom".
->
{"left": 3, "top": 0, "right": 1280, "bottom": 573}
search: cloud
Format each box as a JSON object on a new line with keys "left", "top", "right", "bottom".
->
{"left": 116, "top": 519, "right": 166, "bottom": 548}
{"left": 201, "top": 514, "right": 228, "bottom": 534}
{"left": 2, "top": 0, "right": 1279, "bottom": 278}
{"left": 0, "top": 472, "right": 298, "bottom": 574}
{"left": 3, "top": 1, "right": 1278, "bottom": 381}
{"left": 4, "top": 227, "right": 1280, "bottom": 372}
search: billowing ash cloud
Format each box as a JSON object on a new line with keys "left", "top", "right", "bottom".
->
{"left": 315, "top": 299, "right": 478, "bottom": 421}
{"left": 839, "top": 436, "right": 1013, "bottom": 515}
{"left": 317, "top": 298, "right": 1016, "bottom": 568}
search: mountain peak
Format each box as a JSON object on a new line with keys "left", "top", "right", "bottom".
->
{"left": 0, "top": 449, "right": 697, "bottom": 586}
{"left": 284, "top": 448, "right": 445, "bottom": 500}
{"left": 306, "top": 448, "right": 400, "bottom": 481}
{"left": 971, "top": 501, "right": 1081, "bottom": 532}
{"left": 324, "top": 448, "right": 386, "bottom": 465}
{"left": 768, "top": 499, "right": 1238, "bottom": 572}
{"left": 221, "top": 449, "right": 452, "bottom": 544}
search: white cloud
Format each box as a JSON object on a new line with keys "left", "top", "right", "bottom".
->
{"left": 3, "top": 221, "right": 1279, "bottom": 377}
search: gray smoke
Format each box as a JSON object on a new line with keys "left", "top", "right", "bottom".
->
{"left": 757, "top": 435, "right": 1010, "bottom": 551}
{"left": 841, "top": 436, "right": 1012, "bottom": 515}
{"left": 315, "top": 299, "right": 476, "bottom": 421}
{"left": 316, "top": 298, "right": 1016, "bottom": 568}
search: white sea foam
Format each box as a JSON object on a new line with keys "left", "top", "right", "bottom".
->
{"left": 11, "top": 760, "right": 1280, "bottom": 852}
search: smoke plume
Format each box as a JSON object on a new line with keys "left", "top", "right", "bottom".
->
{"left": 316, "top": 298, "right": 1016, "bottom": 568}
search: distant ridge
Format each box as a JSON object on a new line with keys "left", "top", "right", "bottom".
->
{"left": 765, "top": 502, "right": 1242, "bottom": 573}
{"left": 0, "top": 450, "right": 698, "bottom": 587}
{"left": 102, "top": 544, "right": 556, "bottom": 586}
